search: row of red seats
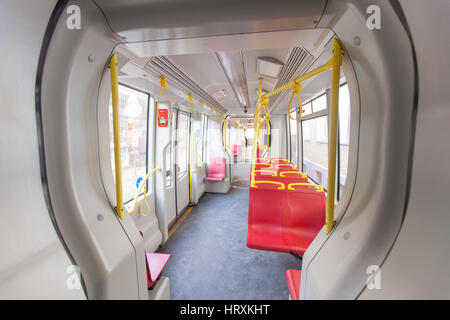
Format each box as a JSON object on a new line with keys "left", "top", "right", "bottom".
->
{"left": 247, "top": 158, "right": 325, "bottom": 255}
{"left": 247, "top": 158, "right": 325, "bottom": 299}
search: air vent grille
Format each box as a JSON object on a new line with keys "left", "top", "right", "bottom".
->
{"left": 145, "top": 56, "right": 227, "bottom": 113}
{"left": 269, "top": 47, "right": 314, "bottom": 110}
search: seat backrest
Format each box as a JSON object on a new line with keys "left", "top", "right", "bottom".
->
{"left": 249, "top": 183, "right": 286, "bottom": 228}
{"left": 208, "top": 157, "right": 226, "bottom": 176}
{"left": 232, "top": 144, "right": 240, "bottom": 156}
{"left": 285, "top": 186, "right": 325, "bottom": 236}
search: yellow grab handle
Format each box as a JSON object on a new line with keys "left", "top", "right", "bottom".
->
{"left": 128, "top": 167, "right": 161, "bottom": 215}
{"left": 138, "top": 185, "right": 150, "bottom": 217}
{"left": 287, "top": 183, "right": 324, "bottom": 192}
{"left": 255, "top": 158, "right": 270, "bottom": 163}
{"left": 288, "top": 83, "right": 303, "bottom": 120}
{"left": 253, "top": 162, "right": 272, "bottom": 167}
{"left": 274, "top": 163, "right": 297, "bottom": 170}
{"left": 270, "top": 158, "right": 290, "bottom": 163}
{"left": 252, "top": 170, "right": 277, "bottom": 177}
{"left": 279, "top": 171, "right": 307, "bottom": 178}
{"left": 157, "top": 75, "right": 173, "bottom": 121}
{"left": 251, "top": 180, "right": 285, "bottom": 190}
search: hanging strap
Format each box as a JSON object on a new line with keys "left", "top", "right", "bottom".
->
{"left": 288, "top": 83, "right": 302, "bottom": 120}
{"left": 138, "top": 185, "right": 150, "bottom": 217}
{"left": 156, "top": 75, "right": 173, "bottom": 120}
{"left": 187, "top": 93, "right": 196, "bottom": 114}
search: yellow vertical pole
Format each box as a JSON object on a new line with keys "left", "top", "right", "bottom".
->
{"left": 325, "top": 39, "right": 343, "bottom": 234}
{"left": 189, "top": 132, "right": 194, "bottom": 202}
{"left": 109, "top": 53, "right": 124, "bottom": 219}
{"left": 251, "top": 78, "right": 263, "bottom": 188}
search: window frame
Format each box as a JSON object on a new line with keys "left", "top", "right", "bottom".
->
{"left": 114, "top": 82, "right": 150, "bottom": 204}
{"left": 176, "top": 111, "right": 190, "bottom": 180}
{"left": 299, "top": 82, "right": 349, "bottom": 200}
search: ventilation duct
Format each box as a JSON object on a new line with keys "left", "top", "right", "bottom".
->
{"left": 145, "top": 56, "right": 227, "bottom": 113}
{"left": 216, "top": 50, "right": 250, "bottom": 110}
{"left": 268, "top": 47, "right": 314, "bottom": 110}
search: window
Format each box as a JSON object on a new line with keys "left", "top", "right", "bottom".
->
{"left": 302, "top": 102, "right": 312, "bottom": 116}
{"left": 109, "top": 84, "right": 149, "bottom": 203}
{"left": 196, "top": 114, "right": 206, "bottom": 166}
{"left": 176, "top": 112, "right": 189, "bottom": 178}
{"left": 206, "top": 118, "right": 223, "bottom": 161}
{"left": 312, "top": 94, "right": 327, "bottom": 112}
{"left": 338, "top": 84, "right": 351, "bottom": 198}
{"left": 300, "top": 83, "right": 351, "bottom": 200}
{"left": 289, "top": 112, "right": 298, "bottom": 166}
{"left": 302, "top": 116, "right": 328, "bottom": 186}
{"left": 164, "top": 109, "right": 176, "bottom": 188}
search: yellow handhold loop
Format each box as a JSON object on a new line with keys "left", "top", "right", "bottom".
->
{"left": 156, "top": 75, "right": 173, "bottom": 121}
{"left": 186, "top": 93, "right": 196, "bottom": 114}
{"left": 138, "top": 185, "right": 150, "bottom": 217}
{"left": 199, "top": 100, "right": 204, "bottom": 117}
{"left": 288, "top": 82, "right": 302, "bottom": 120}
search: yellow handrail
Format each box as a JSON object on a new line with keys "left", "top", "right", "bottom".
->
{"left": 252, "top": 169, "right": 277, "bottom": 177}
{"left": 251, "top": 181, "right": 285, "bottom": 190}
{"left": 325, "top": 39, "right": 343, "bottom": 234}
{"left": 128, "top": 167, "right": 161, "bottom": 215}
{"left": 270, "top": 158, "right": 290, "bottom": 163}
{"left": 109, "top": 53, "right": 124, "bottom": 220}
{"left": 274, "top": 163, "right": 297, "bottom": 170}
{"left": 156, "top": 75, "right": 173, "bottom": 121}
{"left": 279, "top": 171, "right": 307, "bottom": 178}
{"left": 287, "top": 182, "right": 324, "bottom": 193}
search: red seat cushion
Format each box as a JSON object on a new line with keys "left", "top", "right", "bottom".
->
{"left": 205, "top": 157, "right": 226, "bottom": 181}
{"left": 247, "top": 182, "right": 325, "bottom": 255}
{"left": 145, "top": 252, "right": 172, "bottom": 288}
{"left": 286, "top": 269, "right": 301, "bottom": 300}
{"left": 232, "top": 144, "right": 240, "bottom": 156}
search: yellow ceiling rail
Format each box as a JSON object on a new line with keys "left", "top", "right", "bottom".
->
{"left": 156, "top": 75, "right": 174, "bottom": 121}
{"left": 109, "top": 53, "right": 124, "bottom": 220}
{"left": 128, "top": 167, "right": 161, "bottom": 215}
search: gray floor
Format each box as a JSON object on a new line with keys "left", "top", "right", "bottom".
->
{"left": 157, "top": 186, "right": 301, "bottom": 300}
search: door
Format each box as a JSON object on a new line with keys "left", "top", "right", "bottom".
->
{"left": 175, "top": 111, "right": 190, "bottom": 215}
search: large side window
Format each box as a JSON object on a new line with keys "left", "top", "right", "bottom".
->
{"left": 300, "top": 83, "right": 351, "bottom": 200}
{"left": 338, "top": 84, "right": 351, "bottom": 198}
{"left": 176, "top": 112, "right": 189, "bottom": 178}
{"left": 196, "top": 114, "right": 206, "bottom": 166}
{"left": 109, "top": 84, "right": 149, "bottom": 203}
{"left": 206, "top": 118, "right": 223, "bottom": 161}
{"left": 289, "top": 111, "right": 298, "bottom": 166}
{"left": 302, "top": 116, "right": 328, "bottom": 186}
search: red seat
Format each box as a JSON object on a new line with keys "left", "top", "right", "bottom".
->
{"left": 139, "top": 231, "right": 172, "bottom": 288}
{"left": 205, "top": 157, "right": 226, "bottom": 181}
{"left": 286, "top": 269, "right": 301, "bottom": 300}
{"left": 247, "top": 182, "right": 325, "bottom": 255}
{"left": 145, "top": 252, "right": 172, "bottom": 288}
{"left": 232, "top": 144, "right": 240, "bottom": 156}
